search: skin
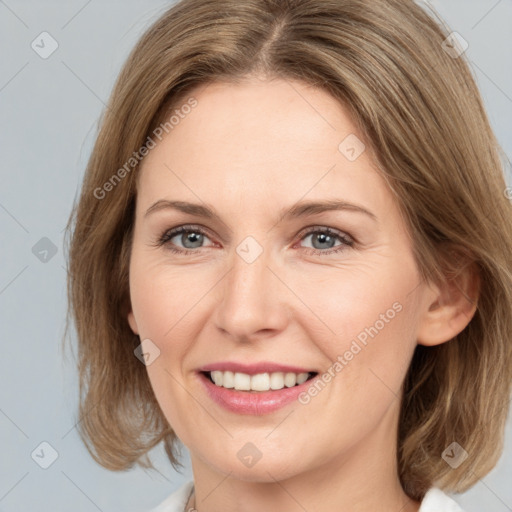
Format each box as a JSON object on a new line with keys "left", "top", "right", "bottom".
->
{"left": 127, "top": 77, "right": 478, "bottom": 512}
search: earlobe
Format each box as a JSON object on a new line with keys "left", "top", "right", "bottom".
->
{"left": 127, "top": 310, "right": 139, "bottom": 335}
{"left": 417, "top": 261, "right": 480, "bottom": 347}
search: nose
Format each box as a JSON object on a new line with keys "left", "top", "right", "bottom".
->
{"left": 213, "top": 238, "right": 291, "bottom": 342}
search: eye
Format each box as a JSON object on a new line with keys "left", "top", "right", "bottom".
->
{"left": 154, "top": 224, "right": 354, "bottom": 256}
{"left": 154, "top": 224, "right": 215, "bottom": 255}
{"left": 296, "top": 226, "right": 354, "bottom": 255}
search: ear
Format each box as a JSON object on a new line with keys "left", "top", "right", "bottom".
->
{"left": 127, "top": 309, "right": 139, "bottom": 335}
{"left": 417, "top": 259, "right": 480, "bottom": 347}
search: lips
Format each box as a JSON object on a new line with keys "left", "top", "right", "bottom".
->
{"left": 196, "top": 361, "right": 320, "bottom": 415}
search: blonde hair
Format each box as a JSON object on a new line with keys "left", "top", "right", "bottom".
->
{"left": 64, "top": 0, "right": 512, "bottom": 501}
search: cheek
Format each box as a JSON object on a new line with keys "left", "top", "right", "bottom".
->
{"left": 129, "top": 253, "right": 204, "bottom": 340}
{"left": 296, "top": 261, "right": 418, "bottom": 349}
{"left": 128, "top": 254, "right": 213, "bottom": 414}
{"left": 298, "top": 258, "right": 420, "bottom": 397}
{"left": 144, "top": 363, "right": 197, "bottom": 447}
{"left": 129, "top": 260, "right": 198, "bottom": 439}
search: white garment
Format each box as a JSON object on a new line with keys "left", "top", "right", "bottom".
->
{"left": 146, "top": 480, "right": 466, "bottom": 512}
{"left": 147, "top": 481, "right": 193, "bottom": 512}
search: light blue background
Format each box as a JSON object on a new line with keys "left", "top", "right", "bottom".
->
{"left": 0, "top": 1, "right": 510, "bottom": 510}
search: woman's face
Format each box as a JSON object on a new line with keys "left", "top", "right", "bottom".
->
{"left": 127, "top": 78, "right": 435, "bottom": 482}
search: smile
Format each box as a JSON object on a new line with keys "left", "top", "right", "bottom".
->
{"left": 196, "top": 362, "right": 319, "bottom": 415}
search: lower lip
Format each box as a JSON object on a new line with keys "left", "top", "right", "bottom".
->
{"left": 197, "top": 372, "right": 317, "bottom": 415}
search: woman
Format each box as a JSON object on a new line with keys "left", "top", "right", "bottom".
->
{"left": 64, "top": 0, "right": 512, "bottom": 511}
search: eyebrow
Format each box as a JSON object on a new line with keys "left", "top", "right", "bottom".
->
{"left": 144, "top": 199, "right": 378, "bottom": 223}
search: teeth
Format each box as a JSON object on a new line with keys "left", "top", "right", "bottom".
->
{"left": 211, "top": 371, "right": 223, "bottom": 386}
{"left": 296, "top": 372, "right": 309, "bottom": 385}
{"left": 270, "top": 372, "right": 284, "bottom": 390}
{"left": 234, "top": 372, "right": 251, "bottom": 390}
{"left": 284, "top": 372, "right": 297, "bottom": 387}
{"left": 251, "top": 372, "right": 270, "bottom": 391}
{"left": 208, "top": 371, "right": 311, "bottom": 391}
{"left": 222, "top": 371, "right": 234, "bottom": 388}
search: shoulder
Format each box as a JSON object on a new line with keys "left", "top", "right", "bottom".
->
{"left": 145, "top": 480, "right": 194, "bottom": 512}
{"left": 419, "top": 487, "right": 466, "bottom": 512}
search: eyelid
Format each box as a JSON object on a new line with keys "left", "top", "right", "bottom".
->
{"left": 296, "top": 224, "right": 354, "bottom": 242}
{"left": 155, "top": 223, "right": 215, "bottom": 247}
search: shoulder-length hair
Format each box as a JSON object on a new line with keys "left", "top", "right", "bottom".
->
{"left": 64, "top": 0, "right": 512, "bottom": 502}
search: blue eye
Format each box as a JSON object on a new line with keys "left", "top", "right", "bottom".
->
{"left": 156, "top": 224, "right": 214, "bottom": 255}
{"left": 298, "top": 227, "right": 354, "bottom": 254}
{"left": 155, "top": 224, "right": 354, "bottom": 256}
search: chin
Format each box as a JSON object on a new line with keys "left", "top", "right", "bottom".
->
{"left": 199, "top": 447, "right": 305, "bottom": 482}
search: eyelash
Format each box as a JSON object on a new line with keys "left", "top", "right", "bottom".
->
{"left": 154, "top": 223, "right": 355, "bottom": 256}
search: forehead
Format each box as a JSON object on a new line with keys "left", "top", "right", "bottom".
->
{"left": 136, "top": 78, "right": 393, "bottom": 220}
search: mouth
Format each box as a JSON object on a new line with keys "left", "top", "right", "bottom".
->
{"left": 200, "top": 370, "right": 319, "bottom": 392}
{"left": 196, "top": 365, "right": 321, "bottom": 415}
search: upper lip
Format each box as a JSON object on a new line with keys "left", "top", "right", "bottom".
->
{"left": 198, "top": 361, "right": 316, "bottom": 375}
